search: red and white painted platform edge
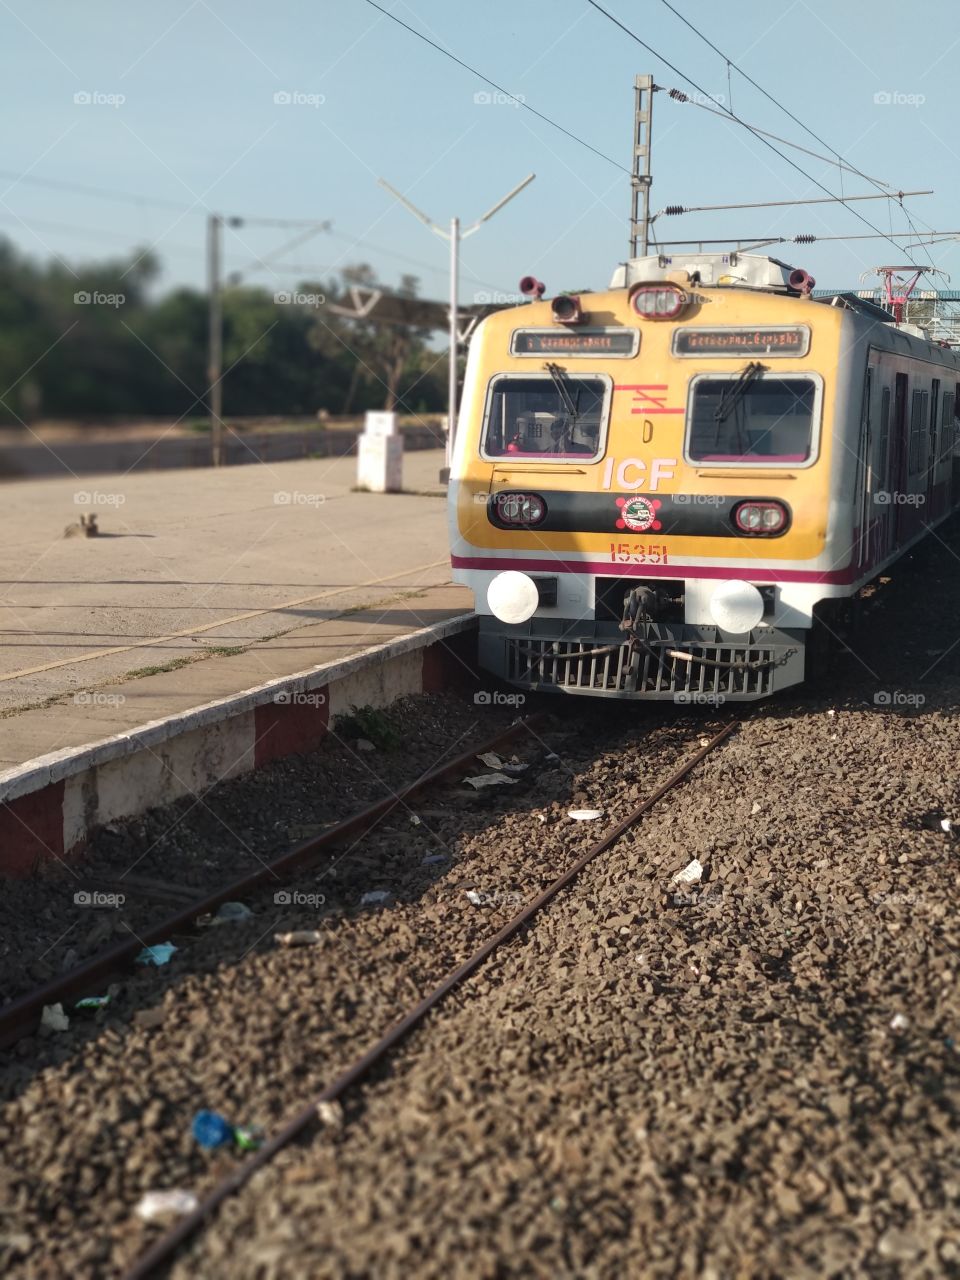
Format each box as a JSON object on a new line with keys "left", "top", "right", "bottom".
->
{"left": 0, "top": 614, "right": 477, "bottom": 877}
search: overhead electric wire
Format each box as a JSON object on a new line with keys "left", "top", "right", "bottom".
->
{"left": 360, "top": 0, "right": 630, "bottom": 174}
{"left": 664, "top": 94, "right": 891, "bottom": 187}
{"left": 0, "top": 168, "right": 332, "bottom": 228}
{"left": 656, "top": 229, "right": 960, "bottom": 249}
{"left": 656, "top": 190, "right": 931, "bottom": 217}
{"left": 584, "top": 0, "right": 928, "bottom": 270}
{"left": 657, "top": 0, "right": 887, "bottom": 191}
{"left": 0, "top": 180, "right": 486, "bottom": 281}
{"left": 656, "top": 0, "right": 943, "bottom": 246}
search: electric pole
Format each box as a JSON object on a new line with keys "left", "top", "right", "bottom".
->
{"left": 378, "top": 174, "right": 535, "bottom": 470}
{"left": 630, "top": 74, "right": 654, "bottom": 258}
{"left": 207, "top": 213, "right": 242, "bottom": 467}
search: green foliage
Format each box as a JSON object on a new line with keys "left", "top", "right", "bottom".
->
{"left": 333, "top": 704, "right": 402, "bottom": 751}
{"left": 0, "top": 239, "right": 447, "bottom": 424}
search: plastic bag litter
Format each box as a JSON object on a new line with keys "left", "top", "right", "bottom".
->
{"left": 234, "top": 1125, "right": 264, "bottom": 1151}
{"left": 465, "top": 890, "right": 485, "bottom": 906}
{"left": 135, "top": 942, "right": 177, "bottom": 966}
{"left": 74, "top": 995, "right": 110, "bottom": 1013}
{"left": 890, "top": 1012, "right": 910, "bottom": 1032}
{"left": 211, "top": 902, "right": 253, "bottom": 926}
{"left": 274, "top": 930, "right": 323, "bottom": 946}
{"left": 360, "top": 889, "right": 394, "bottom": 907}
{"left": 135, "top": 1190, "right": 199, "bottom": 1221}
{"left": 41, "top": 1003, "right": 69, "bottom": 1032}
{"left": 568, "top": 809, "right": 603, "bottom": 821}
{"left": 192, "top": 1110, "right": 234, "bottom": 1149}
{"left": 477, "top": 751, "right": 528, "bottom": 775}
{"left": 465, "top": 773, "right": 517, "bottom": 788}
{"left": 671, "top": 859, "right": 704, "bottom": 887}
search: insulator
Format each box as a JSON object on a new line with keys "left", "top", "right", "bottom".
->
{"left": 794, "top": 234, "right": 816, "bottom": 244}
{"left": 663, "top": 205, "right": 686, "bottom": 217}
{"left": 668, "top": 88, "right": 689, "bottom": 102}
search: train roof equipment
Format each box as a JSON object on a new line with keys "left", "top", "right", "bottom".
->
{"left": 610, "top": 253, "right": 815, "bottom": 294}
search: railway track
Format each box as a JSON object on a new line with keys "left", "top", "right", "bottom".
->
{"left": 6, "top": 644, "right": 960, "bottom": 1277}
{"left": 0, "top": 716, "right": 545, "bottom": 1048}
{"left": 122, "top": 721, "right": 737, "bottom": 1278}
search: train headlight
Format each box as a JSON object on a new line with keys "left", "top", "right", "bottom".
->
{"left": 709, "top": 580, "right": 765, "bottom": 633}
{"left": 629, "top": 284, "right": 687, "bottom": 320}
{"left": 733, "top": 501, "right": 788, "bottom": 535}
{"left": 487, "top": 571, "right": 541, "bottom": 624}
{"left": 492, "top": 492, "right": 547, "bottom": 526}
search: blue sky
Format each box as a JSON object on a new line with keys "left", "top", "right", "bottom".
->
{"left": 2, "top": 0, "right": 959, "bottom": 305}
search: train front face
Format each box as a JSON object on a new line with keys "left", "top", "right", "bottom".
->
{"left": 449, "top": 276, "right": 848, "bottom": 701}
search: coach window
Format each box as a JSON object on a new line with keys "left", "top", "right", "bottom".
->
{"left": 685, "top": 372, "right": 821, "bottom": 466}
{"left": 481, "top": 373, "right": 610, "bottom": 461}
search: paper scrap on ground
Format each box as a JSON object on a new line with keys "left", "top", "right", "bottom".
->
{"left": 41, "top": 1003, "right": 69, "bottom": 1032}
{"left": 671, "top": 859, "right": 704, "bottom": 887}
{"left": 136, "top": 1190, "right": 199, "bottom": 1221}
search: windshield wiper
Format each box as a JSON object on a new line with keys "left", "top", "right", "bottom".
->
{"left": 544, "top": 361, "right": 579, "bottom": 421}
{"left": 714, "top": 360, "right": 766, "bottom": 425}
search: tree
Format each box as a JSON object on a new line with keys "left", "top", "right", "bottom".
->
{"left": 310, "top": 265, "right": 436, "bottom": 412}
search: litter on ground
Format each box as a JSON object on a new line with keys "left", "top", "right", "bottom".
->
{"left": 671, "top": 859, "right": 704, "bottom": 887}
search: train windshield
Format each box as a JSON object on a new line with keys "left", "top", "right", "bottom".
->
{"left": 687, "top": 374, "right": 817, "bottom": 464}
{"left": 482, "top": 374, "right": 607, "bottom": 459}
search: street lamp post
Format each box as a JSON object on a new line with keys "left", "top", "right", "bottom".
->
{"left": 378, "top": 173, "right": 535, "bottom": 470}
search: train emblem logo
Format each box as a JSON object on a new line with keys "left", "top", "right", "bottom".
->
{"left": 615, "top": 496, "right": 662, "bottom": 532}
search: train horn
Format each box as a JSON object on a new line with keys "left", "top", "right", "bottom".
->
{"left": 788, "top": 268, "right": 816, "bottom": 295}
{"left": 551, "top": 294, "right": 583, "bottom": 325}
{"left": 519, "top": 276, "right": 546, "bottom": 299}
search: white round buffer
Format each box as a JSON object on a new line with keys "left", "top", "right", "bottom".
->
{"left": 487, "top": 571, "right": 541, "bottom": 625}
{"left": 708, "top": 580, "right": 765, "bottom": 633}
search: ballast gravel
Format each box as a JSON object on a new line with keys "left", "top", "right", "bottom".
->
{"left": 3, "top": 520, "right": 960, "bottom": 1277}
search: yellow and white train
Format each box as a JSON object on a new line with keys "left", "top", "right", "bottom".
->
{"left": 448, "top": 253, "right": 960, "bottom": 700}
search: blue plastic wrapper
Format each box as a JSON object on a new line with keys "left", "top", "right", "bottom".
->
{"left": 192, "top": 1110, "right": 234, "bottom": 1149}
{"left": 135, "top": 942, "right": 177, "bottom": 967}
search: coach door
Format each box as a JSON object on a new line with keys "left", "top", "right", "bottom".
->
{"left": 891, "top": 373, "right": 909, "bottom": 548}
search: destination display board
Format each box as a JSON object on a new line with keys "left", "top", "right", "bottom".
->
{"left": 672, "top": 326, "right": 810, "bottom": 357}
{"left": 511, "top": 328, "right": 639, "bottom": 357}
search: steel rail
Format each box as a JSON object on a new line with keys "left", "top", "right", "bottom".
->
{"left": 123, "top": 720, "right": 737, "bottom": 1279}
{"left": 0, "top": 715, "right": 545, "bottom": 1046}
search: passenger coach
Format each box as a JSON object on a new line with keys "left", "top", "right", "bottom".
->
{"left": 448, "top": 253, "right": 960, "bottom": 700}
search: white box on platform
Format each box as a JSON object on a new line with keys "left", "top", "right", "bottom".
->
{"left": 364, "top": 411, "right": 398, "bottom": 436}
{"left": 358, "top": 432, "right": 403, "bottom": 492}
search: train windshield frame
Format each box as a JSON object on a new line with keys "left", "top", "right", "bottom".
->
{"left": 479, "top": 372, "right": 612, "bottom": 462}
{"left": 685, "top": 371, "right": 823, "bottom": 467}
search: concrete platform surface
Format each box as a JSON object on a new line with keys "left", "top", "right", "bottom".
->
{"left": 1, "top": 450, "right": 472, "bottom": 767}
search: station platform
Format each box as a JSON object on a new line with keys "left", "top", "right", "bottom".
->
{"left": 0, "top": 449, "right": 472, "bottom": 773}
